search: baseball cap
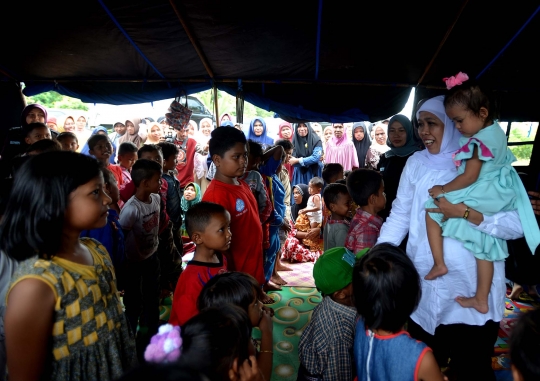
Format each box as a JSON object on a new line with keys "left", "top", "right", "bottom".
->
{"left": 313, "top": 247, "right": 370, "bottom": 295}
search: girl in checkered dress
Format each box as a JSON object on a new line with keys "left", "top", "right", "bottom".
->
{"left": 0, "top": 151, "right": 137, "bottom": 381}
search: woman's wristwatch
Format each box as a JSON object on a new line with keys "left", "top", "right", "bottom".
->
{"left": 463, "top": 205, "right": 470, "bottom": 220}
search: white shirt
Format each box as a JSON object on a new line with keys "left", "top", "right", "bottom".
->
{"left": 377, "top": 153, "right": 523, "bottom": 334}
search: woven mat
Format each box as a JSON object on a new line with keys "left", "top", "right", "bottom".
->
{"left": 277, "top": 261, "right": 316, "bottom": 288}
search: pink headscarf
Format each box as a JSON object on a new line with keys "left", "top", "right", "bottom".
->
{"left": 330, "top": 123, "right": 348, "bottom": 146}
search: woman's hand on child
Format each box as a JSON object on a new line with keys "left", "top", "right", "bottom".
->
{"left": 426, "top": 198, "right": 467, "bottom": 221}
{"left": 428, "top": 185, "right": 444, "bottom": 198}
{"left": 299, "top": 208, "right": 306, "bottom": 215}
{"left": 229, "top": 356, "right": 264, "bottom": 381}
{"left": 305, "top": 227, "right": 321, "bottom": 241}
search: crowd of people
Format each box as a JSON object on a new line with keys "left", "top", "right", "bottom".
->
{"left": 0, "top": 74, "right": 539, "bottom": 381}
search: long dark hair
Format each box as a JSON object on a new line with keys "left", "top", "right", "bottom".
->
{"left": 0, "top": 151, "right": 101, "bottom": 260}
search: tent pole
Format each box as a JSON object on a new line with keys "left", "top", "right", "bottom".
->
{"left": 213, "top": 84, "right": 220, "bottom": 126}
{"left": 169, "top": 0, "right": 215, "bottom": 80}
{"left": 416, "top": 0, "right": 469, "bottom": 87}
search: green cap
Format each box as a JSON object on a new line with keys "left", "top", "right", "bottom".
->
{"left": 313, "top": 247, "right": 370, "bottom": 295}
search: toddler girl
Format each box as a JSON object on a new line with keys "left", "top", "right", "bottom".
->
{"left": 299, "top": 176, "right": 323, "bottom": 229}
{"left": 0, "top": 151, "right": 137, "bottom": 381}
{"left": 425, "top": 73, "right": 540, "bottom": 314}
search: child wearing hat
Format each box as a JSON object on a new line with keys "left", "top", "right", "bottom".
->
{"left": 298, "top": 247, "right": 367, "bottom": 381}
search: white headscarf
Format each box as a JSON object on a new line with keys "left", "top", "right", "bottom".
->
{"left": 415, "top": 95, "right": 461, "bottom": 170}
{"left": 369, "top": 124, "right": 390, "bottom": 154}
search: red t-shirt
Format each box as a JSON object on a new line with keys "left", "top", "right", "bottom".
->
{"left": 174, "top": 137, "right": 197, "bottom": 189}
{"left": 169, "top": 253, "right": 228, "bottom": 326}
{"left": 107, "top": 164, "right": 124, "bottom": 188}
{"left": 203, "top": 179, "right": 264, "bottom": 285}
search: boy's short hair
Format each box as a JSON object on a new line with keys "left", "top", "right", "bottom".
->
{"left": 309, "top": 176, "right": 324, "bottom": 189}
{"left": 87, "top": 134, "right": 110, "bottom": 150}
{"left": 131, "top": 159, "right": 162, "bottom": 187}
{"left": 346, "top": 169, "right": 382, "bottom": 206}
{"left": 275, "top": 139, "right": 293, "bottom": 151}
{"left": 138, "top": 143, "right": 163, "bottom": 159}
{"left": 197, "top": 272, "right": 262, "bottom": 312}
{"left": 313, "top": 247, "right": 365, "bottom": 296}
{"left": 118, "top": 141, "right": 138, "bottom": 156}
{"left": 209, "top": 127, "right": 246, "bottom": 158}
{"left": 26, "top": 139, "right": 62, "bottom": 155}
{"left": 56, "top": 131, "right": 78, "bottom": 143}
{"left": 157, "top": 142, "right": 179, "bottom": 161}
{"left": 322, "top": 163, "right": 344, "bottom": 184}
{"left": 247, "top": 140, "right": 263, "bottom": 159}
{"left": 353, "top": 243, "right": 421, "bottom": 333}
{"left": 185, "top": 201, "right": 228, "bottom": 239}
{"left": 323, "top": 183, "right": 349, "bottom": 207}
{"left": 509, "top": 308, "right": 540, "bottom": 381}
{"left": 22, "top": 122, "right": 49, "bottom": 138}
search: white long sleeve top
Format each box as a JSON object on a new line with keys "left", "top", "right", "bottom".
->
{"left": 377, "top": 153, "right": 524, "bottom": 334}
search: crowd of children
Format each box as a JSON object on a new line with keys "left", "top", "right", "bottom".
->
{"left": 0, "top": 77, "right": 539, "bottom": 381}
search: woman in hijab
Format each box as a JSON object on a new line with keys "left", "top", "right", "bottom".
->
{"left": 74, "top": 114, "right": 91, "bottom": 152}
{"left": 119, "top": 117, "right": 145, "bottom": 148}
{"left": 278, "top": 121, "right": 294, "bottom": 182}
{"left": 246, "top": 117, "right": 274, "bottom": 150}
{"left": 180, "top": 182, "right": 202, "bottom": 237}
{"left": 219, "top": 113, "right": 235, "bottom": 125}
{"left": 62, "top": 116, "right": 76, "bottom": 132}
{"left": 377, "top": 115, "right": 422, "bottom": 221}
{"left": 281, "top": 184, "right": 323, "bottom": 263}
{"left": 193, "top": 118, "right": 213, "bottom": 195}
{"left": 364, "top": 123, "right": 390, "bottom": 170}
{"left": 376, "top": 95, "right": 524, "bottom": 380}
{"left": 323, "top": 123, "right": 359, "bottom": 170}
{"left": 144, "top": 122, "right": 164, "bottom": 145}
{"left": 289, "top": 122, "right": 323, "bottom": 187}
{"left": 352, "top": 122, "right": 371, "bottom": 169}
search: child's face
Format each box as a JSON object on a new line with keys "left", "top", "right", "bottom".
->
{"left": 183, "top": 185, "right": 197, "bottom": 200}
{"left": 247, "top": 289, "right": 263, "bottom": 327}
{"left": 293, "top": 187, "right": 303, "bottom": 204}
{"left": 199, "top": 211, "right": 232, "bottom": 252}
{"left": 163, "top": 153, "right": 178, "bottom": 171}
{"left": 140, "top": 150, "right": 164, "bottom": 167}
{"left": 118, "top": 152, "right": 138, "bottom": 170}
{"left": 445, "top": 104, "right": 487, "bottom": 138}
{"left": 373, "top": 180, "right": 386, "bottom": 212}
{"left": 90, "top": 139, "right": 113, "bottom": 163}
{"left": 330, "top": 192, "right": 352, "bottom": 218}
{"left": 215, "top": 142, "right": 248, "bottom": 179}
{"left": 105, "top": 177, "right": 120, "bottom": 204}
{"left": 308, "top": 183, "right": 321, "bottom": 195}
{"left": 145, "top": 172, "right": 163, "bottom": 194}
{"left": 25, "top": 126, "right": 51, "bottom": 145}
{"left": 60, "top": 137, "right": 79, "bottom": 152}
{"left": 65, "top": 174, "right": 112, "bottom": 232}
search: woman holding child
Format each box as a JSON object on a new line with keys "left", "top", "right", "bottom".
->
{"left": 376, "top": 95, "right": 524, "bottom": 380}
{"left": 281, "top": 184, "right": 322, "bottom": 263}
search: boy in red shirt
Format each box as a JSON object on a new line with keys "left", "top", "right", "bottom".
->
{"left": 169, "top": 201, "right": 230, "bottom": 326}
{"left": 202, "top": 127, "right": 270, "bottom": 302}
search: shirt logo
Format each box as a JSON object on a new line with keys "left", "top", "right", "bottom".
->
{"left": 235, "top": 198, "right": 245, "bottom": 212}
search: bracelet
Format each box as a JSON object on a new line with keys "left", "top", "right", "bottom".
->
{"left": 463, "top": 206, "right": 470, "bottom": 220}
{"left": 259, "top": 350, "right": 274, "bottom": 354}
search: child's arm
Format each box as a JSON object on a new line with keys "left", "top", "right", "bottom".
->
{"left": 418, "top": 350, "right": 448, "bottom": 381}
{"left": 430, "top": 146, "right": 482, "bottom": 197}
{"left": 5, "top": 279, "right": 55, "bottom": 381}
{"left": 257, "top": 307, "right": 274, "bottom": 381}
{"left": 262, "top": 145, "right": 283, "bottom": 163}
{"left": 299, "top": 195, "right": 321, "bottom": 214}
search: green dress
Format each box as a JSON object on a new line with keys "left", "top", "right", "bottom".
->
{"left": 8, "top": 238, "right": 137, "bottom": 380}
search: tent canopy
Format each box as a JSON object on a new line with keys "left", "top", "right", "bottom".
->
{"left": 1, "top": 0, "right": 539, "bottom": 123}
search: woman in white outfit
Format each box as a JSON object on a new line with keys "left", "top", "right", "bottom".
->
{"left": 376, "top": 95, "right": 523, "bottom": 381}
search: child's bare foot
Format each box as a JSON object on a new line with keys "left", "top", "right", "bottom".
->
{"left": 276, "top": 261, "right": 293, "bottom": 272}
{"left": 507, "top": 283, "right": 524, "bottom": 300}
{"left": 455, "top": 295, "right": 489, "bottom": 314}
{"left": 424, "top": 264, "right": 448, "bottom": 280}
{"left": 260, "top": 290, "right": 276, "bottom": 304}
{"left": 271, "top": 273, "right": 287, "bottom": 286}
{"left": 263, "top": 281, "right": 282, "bottom": 292}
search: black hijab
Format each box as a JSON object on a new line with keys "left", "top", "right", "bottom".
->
{"left": 352, "top": 122, "right": 372, "bottom": 168}
{"left": 291, "top": 184, "right": 309, "bottom": 222}
{"left": 292, "top": 122, "right": 322, "bottom": 174}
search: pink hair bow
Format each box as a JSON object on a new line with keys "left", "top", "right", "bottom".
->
{"left": 443, "top": 72, "right": 469, "bottom": 90}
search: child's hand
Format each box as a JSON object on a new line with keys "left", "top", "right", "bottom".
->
{"left": 229, "top": 356, "right": 264, "bottom": 381}
{"left": 299, "top": 208, "right": 306, "bottom": 214}
{"left": 258, "top": 306, "right": 273, "bottom": 335}
{"left": 262, "top": 305, "right": 275, "bottom": 317}
{"left": 428, "top": 185, "right": 444, "bottom": 198}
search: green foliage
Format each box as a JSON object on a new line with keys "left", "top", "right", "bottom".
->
{"left": 196, "top": 89, "right": 273, "bottom": 120}
{"left": 25, "top": 91, "right": 88, "bottom": 111}
{"left": 508, "top": 123, "right": 534, "bottom": 164}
